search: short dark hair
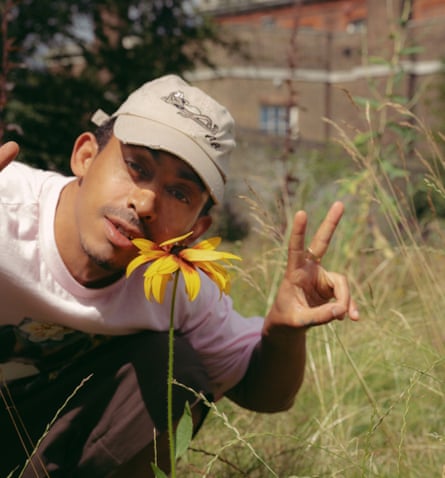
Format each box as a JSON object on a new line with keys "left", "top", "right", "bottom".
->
{"left": 95, "top": 117, "right": 116, "bottom": 152}
{"left": 93, "top": 117, "right": 215, "bottom": 216}
{"left": 200, "top": 196, "right": 214, "bottom": 216}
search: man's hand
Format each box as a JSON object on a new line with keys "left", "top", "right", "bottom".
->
{"left": 0, "top": 141, "right": 19, "bottom": 171}
{"left": 265, "top": 201, "right": 359, "bottom": 333}
{"left": 229, "top": 202, "right": 358, "bottom": 412}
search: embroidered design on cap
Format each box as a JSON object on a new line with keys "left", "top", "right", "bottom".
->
{"left": 162, "top": 90, "right": 219, "bottom": 136}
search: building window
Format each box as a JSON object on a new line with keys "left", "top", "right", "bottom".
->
{"left": 260, "top": 104, "right": 299, "bottom": 138}
{"left": 346, "top": 18, "right": 366, "bottom": 33}
{"left": 261, "top": 16, "right": 276, "bottom": 28}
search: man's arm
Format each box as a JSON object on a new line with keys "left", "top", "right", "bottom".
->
{"left": 227, "top": 202, "right": 359, "bottom": 412}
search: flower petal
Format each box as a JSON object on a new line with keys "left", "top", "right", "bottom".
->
{"left": 143, "top": 274, "right": 154, "bottom": 301}
{"left": 145, "top": 255, "right": 180, "bottom": 277}
{"left": 179, "top": 262, "right": 201, "bottom": 301}
{"left": 181, "top": 248, "right": 241, "bottom": 263}
{"left": 152, "top": 273, "right": 171, "bottom": 303}
{"left": 198, "top": 261, "right": 231, "bottom": 295}
{"left": 132, "top": 238, "right": 159, "bottom": 252}
{"left": 159, "top": 231, "right": 193, "bottom": 248}
{"left": 126, "top": 254, "right": 153, "bottom": 278}
{"left": 193, "top": 236, "right": 221, "bottom": 250}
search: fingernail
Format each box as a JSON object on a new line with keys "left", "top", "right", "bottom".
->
{"left": 351, "top": 309, "right": 360, "bottom": 320}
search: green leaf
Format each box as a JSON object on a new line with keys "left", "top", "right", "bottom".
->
{"left": 175, "top": 402, "right": 193, "bottom": 460}
{"left": 353, "top": 96, "right": 381, "bottom": 109}
{"left": 368, "top": 56, "right": 390, "bottom": 66}
{"left": 380, "top": 159, "right": 408, "bottom": 179}
{"left": 353, "top": 131, "right": 377, "bottom": 147}
{"left": 400, "top": 46, "right": 424, "bottom": 56}
{"left": 151, "top": 463, "right": 169, "bottom": 478}
{"left": 388, "top": 95, "right": 408, "bottom": 105}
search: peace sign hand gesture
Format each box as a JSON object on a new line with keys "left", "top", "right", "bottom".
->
{"left": 228, "top": 202, "right": 359, "bottom": 412}
{"left": 265, "top": 201, "right": 359, "bottom": 334}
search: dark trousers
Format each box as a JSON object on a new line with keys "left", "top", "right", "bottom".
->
{"left": 0, "top": 331, "right": 212, "bottom": 477}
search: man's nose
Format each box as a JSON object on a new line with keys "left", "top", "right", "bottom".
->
{"left": 127, "top": 186, "right": 157, "bottom": 221}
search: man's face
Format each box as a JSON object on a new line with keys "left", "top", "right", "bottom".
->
{"left": 61, "top": 134, "right": 211, "bottom": 285}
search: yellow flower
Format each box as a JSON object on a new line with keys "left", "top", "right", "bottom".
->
{"left": 126, "top": 232, "right": 241, "bottom": 303}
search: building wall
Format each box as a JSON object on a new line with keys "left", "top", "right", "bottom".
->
{"left": 189, "top": 0, "right": 445, "bottom": 145}
{"left": 214, "top": 0, "right": 367, "bottom": 31}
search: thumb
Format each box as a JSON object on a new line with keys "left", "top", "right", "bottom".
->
{"left": 0, "top": 141, "right": 19, "bottom": 171}
{"left": 302, "top": 301, "right": 347, "bottom": 327}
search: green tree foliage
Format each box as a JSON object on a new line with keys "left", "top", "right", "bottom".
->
{"left": 0, "top": 0, "right": 226, "bottom": 173}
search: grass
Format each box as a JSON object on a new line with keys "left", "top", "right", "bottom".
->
{"left": 175, "top": 93, "right": 445, "bottom": 477}
{"left": 177, "top": 226, "right": 445, "bottom": 477}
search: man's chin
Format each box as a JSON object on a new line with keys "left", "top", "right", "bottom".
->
{"left": 82, "top": 244, "right": 128, "bottom": 273}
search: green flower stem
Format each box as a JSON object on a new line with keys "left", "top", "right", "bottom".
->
{"left": 168, "top": 271, "right": 180, "bottom": 478}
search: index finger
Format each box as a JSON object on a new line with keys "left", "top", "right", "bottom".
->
{"left": 286, "top": 209, "right": 308, "bottom": 273}
{"left": 307, "top": 201, "right": 344, "bottom": 260}
{"left": 0, "top": 141, "right": 19, "bottom": 171}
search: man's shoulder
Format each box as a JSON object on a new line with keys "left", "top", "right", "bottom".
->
{"left": 3, "top": 161, "right": 62, "bottom": 182}
{"left": 0, "top": 161, "right": 67, "bottom": 203}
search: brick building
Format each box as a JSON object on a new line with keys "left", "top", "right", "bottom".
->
{"left": 188, "top": 0, "right": 445, "bottom": 144}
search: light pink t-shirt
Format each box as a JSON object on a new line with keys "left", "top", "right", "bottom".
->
{"left": 0, "top": 161, "right": 263, "bottom": 398}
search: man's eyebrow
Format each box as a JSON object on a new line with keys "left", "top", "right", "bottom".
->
{"left": 132, "top": 144, "right": 206, "bottom": 192}
{"left": 176, "top": 163, "right": 206, "bottom": 191}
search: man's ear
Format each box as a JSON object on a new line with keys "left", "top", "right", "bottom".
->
{"left": 70, "top": 132, "right": 98, "bottom": 177}
{"left": 187, "top": 215, "right": 213, "bottom": 244}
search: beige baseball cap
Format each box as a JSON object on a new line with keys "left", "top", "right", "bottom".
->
{"left": 91, "top": 74, "right": 236, "bottom": 204}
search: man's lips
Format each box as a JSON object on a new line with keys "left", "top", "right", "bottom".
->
{"left": 104, "top": 217, "right": 144, "bottom": 248}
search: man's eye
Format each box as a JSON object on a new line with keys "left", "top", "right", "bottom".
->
{"left": 125, "top": 160, "right": 146, "bottom": 177}
{"left": 169, "top": 188, "right": 189, "bottom": 203}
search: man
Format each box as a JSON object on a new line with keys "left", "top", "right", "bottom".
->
{"left": 0, "top": 75, "right": 359, "bottom": 477}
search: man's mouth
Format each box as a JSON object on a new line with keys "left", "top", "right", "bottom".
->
{"left": 115, "top": 224, "right": 135, "bottom": 240}
{"left": 104, "top": 217, "right": 143, "bottom": 249}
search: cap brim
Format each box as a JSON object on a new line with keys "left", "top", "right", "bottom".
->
{"left": 114, "top": 115, "right": 224, "bottom": 204}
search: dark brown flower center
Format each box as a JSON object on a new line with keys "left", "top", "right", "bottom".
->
{"left": 170, "top": 244, "right": 187, "bottom": 256}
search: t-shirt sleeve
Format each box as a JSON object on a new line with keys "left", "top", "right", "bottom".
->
{"left": 0, "top": 161, "right": 57, "bottom": 203}
{"left": 175, "top": 273, "right": 264, "bottom": 400}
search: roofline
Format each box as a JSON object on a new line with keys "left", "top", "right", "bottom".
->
{"left": 199, "top": 0, "right": 300, "bottom": 16}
